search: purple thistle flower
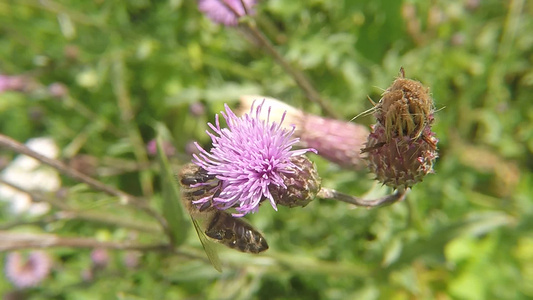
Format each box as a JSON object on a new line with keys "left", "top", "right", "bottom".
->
{"left": 198, "top": 0, "right": 256, "bottom": 26}
{"left": 193, "top": 101, "right": 316, "bottom": 217}
{"left": 5, "top": 251, "right": 52, "bottom": 289}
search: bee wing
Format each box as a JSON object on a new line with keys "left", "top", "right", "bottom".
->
{"left": 190, "top": 215, "right": 222, "bottom": 272}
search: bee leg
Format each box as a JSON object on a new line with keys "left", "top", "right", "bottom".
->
{"left": 205, "top": 211, "right": 232, "bottom": 241}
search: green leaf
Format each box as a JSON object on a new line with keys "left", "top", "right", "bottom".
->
{"left": 156, "top": 133, "right": 188, "bottom": 247}
{"left": 385, "top": 212, "right": 514, "bottom": 271}
{"left": 448, "top": 271, "right": 486, "bottom": 300}
{"left": 382, "top": 236, "right": 403, "bottom": 267}
{"left": 191, "top": 217, "right": 223, "bottom": 273}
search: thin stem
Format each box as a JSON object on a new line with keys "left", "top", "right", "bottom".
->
{"left": 0, "top": 214, "right": 64, "bottom": 231}
{"left": 0, "top": 135, "right": 128, "bottom": 200}
{"left": 0, "top": 231, "right": 170, "bottom": 252}
{"left": 241, "top": 23, "right": 339, "bottom": 118}
{"left": 0, "top": 134, "right": 171, "bottom": 240}
{"left": 18, "top": 0, "right": 103, "bottom": 27}
{"left": 0, "top": 231, "right": 209, "bottom": 263}
{"left": 0, "top": 179, "right": 161, "bottom": 233}
{"left": 215, "top": 1, "right": 337, "bottom": 117}
{"left": 98, "top": 156, "right": 155, "bottom": 177}
{"left": 318, "top": 187, "right": 409, "bottom": 208}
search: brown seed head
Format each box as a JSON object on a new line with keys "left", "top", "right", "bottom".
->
{"left": 365, "top": 124, "right": 438, "bottom": 188}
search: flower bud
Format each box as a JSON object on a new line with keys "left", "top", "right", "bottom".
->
{"left": 299, "top": 114, "right": 368, "bottom": 170}
{"left": 270, "top": 155, "right": 321, "bottom": 208}
{"left": 198, "top": 0, "right": 256, "bottom": 26}
{"left": 239, "top": 95, "right": 369, "bottom": 170}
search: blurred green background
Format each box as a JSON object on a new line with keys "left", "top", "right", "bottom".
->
{"left": 1, "top": 0, "right": 532, "bottom": 299}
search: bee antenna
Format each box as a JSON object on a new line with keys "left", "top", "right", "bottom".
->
{"left": 399, "top": 67, "right": 405, "bottom": 78}
{"left": 351, "top": 103, "right": 377, "bottom": 121}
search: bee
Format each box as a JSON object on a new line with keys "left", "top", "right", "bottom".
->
{"left": 178, "top": 163, "right": 269, "bottom": 263}
{"left": 376, "top": 67, "right": 434, "bottom": 143}
{"left": 359, "top": 67, "right": 438, "bottom": 153}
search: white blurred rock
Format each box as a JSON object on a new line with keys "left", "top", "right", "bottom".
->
{"left": 0, "top": 137, "right": 61, "bottom": 216}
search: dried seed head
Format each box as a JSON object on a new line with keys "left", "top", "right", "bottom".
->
{"left": 269, "top": 155, "right": 321, "bottom": 208}
{"left": 365, "top": 124, "right": 438, "bottom": 188}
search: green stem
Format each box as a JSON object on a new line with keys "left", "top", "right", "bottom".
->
{"left": 241, "top": 22, "right": 339, "bottom": 118}
{"left": 111, "top": 55, "right": 154, "bottom": 198}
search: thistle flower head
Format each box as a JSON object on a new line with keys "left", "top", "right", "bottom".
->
{"left": 193, "top": 101, "right": 316, "bottom": 217}
{"left": 198, "top": 0, "right": 257, "bottom": 26}
{"left": 5, "top": 251, "right": 52, "bottom": 289}
{"left": 364, "top": 69, "right": 439, "bottom": 188}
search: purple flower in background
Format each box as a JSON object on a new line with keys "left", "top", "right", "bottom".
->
{"left": 90, "top": 248, "right": 110, "bottom": 268}
{"left": 0, "top": 74, "right": 26, "bottom": 92}
{"left": 48, "top": 82, "right": 68, "bottom": 98}
{"left": 189, "top": 102, "right": 206, "bottom": 117}
{"left": 122, "top": 251, "right": 141, "bottom": 269}
{"left": 5, "top": 251, "right": 52, "bottom": 289}
{"left": 198, "top": 0, "right": 256, "bottom": 26}
{"left": 193, "top": 101, "right": 316, "bottom": 216}
{"left": 146, "top": 139, "right": 176, "bottom": 157}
